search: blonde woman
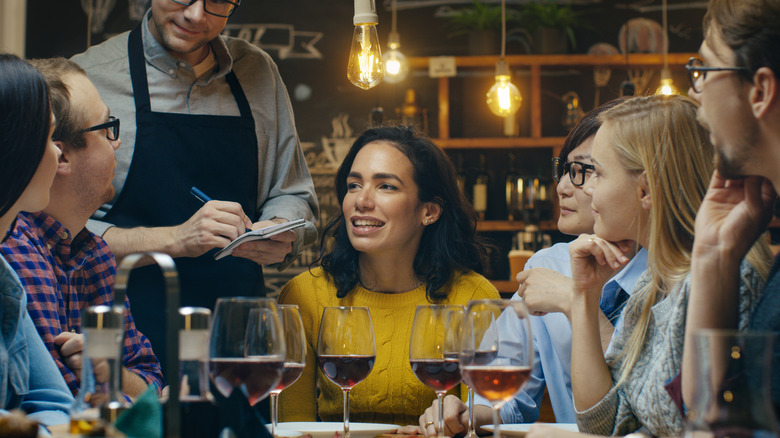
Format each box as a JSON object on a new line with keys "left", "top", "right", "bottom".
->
{"left": 565, "top": 95, "right": 771, "bottom": 435}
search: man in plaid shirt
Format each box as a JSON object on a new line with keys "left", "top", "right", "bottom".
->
{"left": 0, "top": 58, "right": 163, "bottom": 399}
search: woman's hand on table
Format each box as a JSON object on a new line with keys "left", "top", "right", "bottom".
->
{"left": 418, "top": 394, "right": 467, "bottom": 437}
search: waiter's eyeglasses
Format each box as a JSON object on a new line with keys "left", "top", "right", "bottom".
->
{"left": 170, "top": 0, "right": 240, "bottom": 18}
{"left": 552, "top": 157, "right": 595, "bottom": 187}
{"left": 80, "top": 116, "right": 120, "bottom": 142}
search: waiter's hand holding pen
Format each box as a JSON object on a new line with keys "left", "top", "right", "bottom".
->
{"left": 191, "top": 186, "right": 252, "bottom": 232}
{"left": 189, "top": 186, "right": 295, "bottom": 265}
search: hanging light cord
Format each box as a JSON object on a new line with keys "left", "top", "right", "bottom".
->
{"left": 662, "top": 0, "right": 669, "bottom": 71}
{"left": 391, "top": 0, "right": 398, "bottom": 35}
{"left": 501, "top": 0, "right": 507, "bottom": 58}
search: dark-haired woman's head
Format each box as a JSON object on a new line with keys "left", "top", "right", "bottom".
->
{"left": 0, "top": 54, "right": 60, "bottom": 230}
{"left": 555, "top": 97, "right": 631, "bottom": 235}
{"left": 320, "top": 125, "right": 488, "bottom": 300}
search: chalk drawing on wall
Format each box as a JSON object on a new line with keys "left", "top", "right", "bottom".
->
{"left": 222, "top": 24, "right": 323, "bottom": 60}
{"left": 128, "top": 0, "right": 149, "bottom": 21}
{"left": 81, "top": 0, "right": 117, "bottom": 34}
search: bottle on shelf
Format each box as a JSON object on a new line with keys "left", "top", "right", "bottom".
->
{"left": 473, "top": 153, "right": 489, "bottom": 220}
{"left": 505, "top": 152, "right": 522, "bottom": 221}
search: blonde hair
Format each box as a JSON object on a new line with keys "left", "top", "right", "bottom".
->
{"left": 599, "top": 95, "right": 772, "bottom": 384}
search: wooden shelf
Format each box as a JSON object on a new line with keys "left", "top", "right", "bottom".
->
{"left": 410, "top": 52, "right": 698, "bottom": 142}
{"left": 409, "top": 53, "right": 697, "bottom": 69}
{"left": 477, "top": 220, "right": 557, "bottom": 232}
{"left": 433, "top": 137, "right": 566, "bottom": 149}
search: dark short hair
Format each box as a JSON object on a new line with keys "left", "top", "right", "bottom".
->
{"left": 558, "top": 97, "right": 631, "bottom": 161}
{"left": 0, "top": 54, "right": 51, "bottom": 219}
{"left": 27, "top": 58, "right": 89, "bottom": 150}
{"left": 704, "top": 0, "right": 780, "bottom": 79}
{"left": 319, "top": 125, "right": 490, "bottom": 301}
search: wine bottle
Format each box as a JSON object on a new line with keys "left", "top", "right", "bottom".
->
{"left": 505, "top": 152, "right": 522, "bottom": 221}
{"left": 473, "top": 154, "right": 489, "bottom": 220}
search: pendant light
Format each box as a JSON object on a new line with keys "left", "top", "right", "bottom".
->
{"left": 348, "top": 0, "right": 384, "bottom": 90}
{"left": 382, "top": 0, "right": 409, "bottom": 83}
{"left": 485, "top": 0, "right": 522, "bottom": 117}
{"left": 655, "top": 0, "right": 679, "bottom": 95}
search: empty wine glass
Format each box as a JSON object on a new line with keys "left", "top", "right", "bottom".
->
{"left": 460, "top": 299, "right": 533, "bottom": 438}
{"left": 317, "top": 306, "right": 376, "bottom": 438}
{"left": 269, "top": 305, "right": 307, "bottom": 437}
{"left": 409, "top": 305, "right": 465, "bottom": 438}
{"left": 208, "top": 297, "right": 284, "bottom": 407}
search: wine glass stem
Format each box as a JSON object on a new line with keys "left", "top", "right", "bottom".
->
{"left": 437, "top": 393, "right": 446, "bottom": 438}
{"left": 467, "top": 388, "right": 476, "bottom": 437}
{"left": 492, "top": 405, "right": 501, "bottom": 438}
{"left": 343, "top": 389, "right": 351, "bottom": 438}
{"left": 270, "top": 392, "right": 279, "bottom": 437}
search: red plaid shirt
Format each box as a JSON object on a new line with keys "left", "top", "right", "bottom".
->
{"left": 0, "top": 211, "right": 164, "bottom": 395}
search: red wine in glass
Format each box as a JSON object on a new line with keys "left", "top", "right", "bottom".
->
{"left": 209, "top": 357, "right": 284, "bottom": 405}
{"left": 410, "top": 358, "right": 461, "bottom": 393}
{"left": 317, "top": 307, "right": 376, "bottom": 438}
{"left": 318, "top": 354, "right": 376, "bottom": 389}
{"left": 274, "top": 362, "right": 305, "bottom": 392}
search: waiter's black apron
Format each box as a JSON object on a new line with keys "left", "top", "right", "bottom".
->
{"left": 104, "top": 26, "right": 264, "bottom": 374}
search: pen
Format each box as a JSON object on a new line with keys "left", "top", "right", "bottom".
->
{"left": 190, "top": 186, "right": 212, "bottom": 203}
{"left": 190, "top": 186, "right": 252, "bottom": 232}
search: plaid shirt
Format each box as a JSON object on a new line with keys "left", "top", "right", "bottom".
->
{"left": 0, "top": 211, "right": 164, "bottom": 395}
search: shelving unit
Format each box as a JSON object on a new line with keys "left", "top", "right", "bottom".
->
{"left": 409, "top": 53, "right": 697, "bottom": 155}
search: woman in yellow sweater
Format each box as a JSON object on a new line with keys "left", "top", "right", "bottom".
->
{"left": 278, "top": 125, "right": 500, "bottom": 426}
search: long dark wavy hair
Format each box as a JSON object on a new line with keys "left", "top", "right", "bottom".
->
{"left": 0, "top": 54, "right": 51, "bottom": 219}
{"left": 318, "top": 125, "right": 490, "bottom": 301}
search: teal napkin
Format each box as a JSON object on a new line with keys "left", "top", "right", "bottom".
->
{"left": 115, "top": 386, "right": 162, "bottom": 438}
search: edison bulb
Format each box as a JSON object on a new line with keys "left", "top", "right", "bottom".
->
{"left": 655, "top": 68, "right": 679, "bottom": 96}
{"left": 655, "top": 78, "right": 679, "bottom": 95}
{"left": 486, "top": 60, "right": 521, "bottom": 117}
{"left": 347, "top": 24, "right": 384, "bottom": 90}
{"left": 383, "top": 31, "right": 409, "bottom": 84}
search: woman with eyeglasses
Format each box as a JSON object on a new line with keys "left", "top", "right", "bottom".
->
{"left": 0, "top": 53, "right": 73, "bottom": 433}
{"left": 418, "top": 98, "right": 648, "bottom": 436}
{"left": 557, "top": 94, "right": 771, "bottom": 436}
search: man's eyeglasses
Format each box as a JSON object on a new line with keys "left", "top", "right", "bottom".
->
{"left": 685, "top": 57, "right": 752, "bottom": 93}
{"left": 170, "top": 0, "right": 240, "bottom": 18}
{"left": 80, "top": 116, "right": 120, "bottom": 141}
{"left": 552, "top": 157, "right": 595, "bottom": 187}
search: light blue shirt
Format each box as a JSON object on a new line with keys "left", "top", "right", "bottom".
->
{"left": 474, "top": 242, "right": 648, "bottom": 423}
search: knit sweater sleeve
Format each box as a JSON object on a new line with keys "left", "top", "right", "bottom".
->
{"left": 278, "top": 271, "right": 321, "bottom": 421}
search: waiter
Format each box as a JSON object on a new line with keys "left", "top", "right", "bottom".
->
{"left": 72, "top": 0, "right": 318, "bottom": 372}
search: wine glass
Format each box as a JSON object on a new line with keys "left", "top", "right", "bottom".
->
{"left": 269, "top": 305, "right": 307, "bottom": 437}
{"left": 209, "top": 297, "right": 285, "bottom": 407}
{"left": 317, "top": 306, "right": 376, "bottom": 438}
{"left": 409, "top": 305, "right": 465, "bottom": 438}
{"left": 460, "top": 299, "right": 533, "bottom": 438}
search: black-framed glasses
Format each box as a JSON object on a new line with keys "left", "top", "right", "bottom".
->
{"left": 80, "top": 116, "right": 120, "bottom": 141}
{"left": 552, "top": 157, "right": 595, "bottom": 187}
{"left": 685, "top": 57, "right": 752, "bottom": 93}
{"left": 170, "top": 0, "right": 240, "bottom": 18}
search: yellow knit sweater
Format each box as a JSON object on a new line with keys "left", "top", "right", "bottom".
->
{"left": 277, "top": 267, "right": 500, "bottom": 426}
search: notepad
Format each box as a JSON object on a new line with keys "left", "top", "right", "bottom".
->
{"left": 214, "top": 218, "right": 306, "bottom": 260}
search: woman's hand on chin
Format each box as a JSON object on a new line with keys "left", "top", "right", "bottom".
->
{"left": 569, "top": 234, "right": 632, "bottom": 300}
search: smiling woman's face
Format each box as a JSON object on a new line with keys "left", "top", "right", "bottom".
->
{"left": 585, "top": 122, "right": 645, "bottom": 243}
{"left": 342, "top": 141, "right": 429, "bottom": 258}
